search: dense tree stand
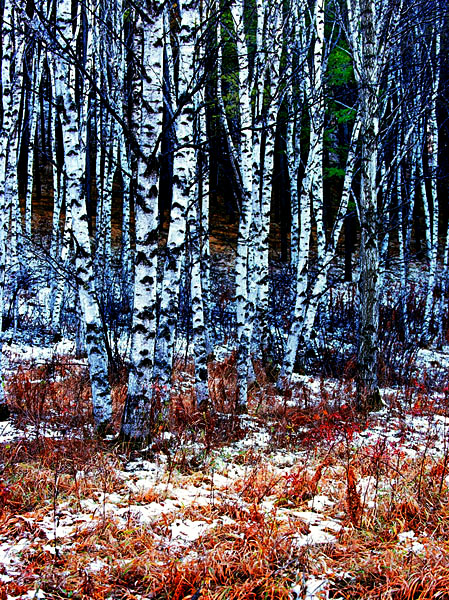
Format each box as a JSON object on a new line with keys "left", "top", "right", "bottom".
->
{"left": 0, "top": 0, "right": 448, "bottom": 432}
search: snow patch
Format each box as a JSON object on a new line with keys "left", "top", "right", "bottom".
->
{"left": 292, "top": 576, "right": 329, "bottom": 599}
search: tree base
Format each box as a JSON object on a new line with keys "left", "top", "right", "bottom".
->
{"left": 95, "top": 421, "right": 115, "bottom": 439}
{"left": 0, "top": 403, "right": 10, "bottom": 422}
{"left": 356, "top": 387, "right": 383, "bottom": 413}
{"left": 235, "top": 402, "right": 248, "bottom": 415}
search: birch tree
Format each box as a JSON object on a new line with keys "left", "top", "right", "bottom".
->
{"left": 188, "top": 98, "right": 210, "bottom": 409}
{"left": 281, "top": 0, "right": 327, "bottom": 383}
{"left": 220, "top": 0, "right": 285, "bottom": 409}
{"left": 347, "top": 0, "right": 390, "bottom": 409}
{"left": 229, "top": 0, "right": 257, "bottom": 411}
{"left": 0, "top": 0, "right": 27, "bottom": 415}
{"left": 188, "top": 3, "right": 213, "bottom": 410}
{"left": 250, "top": 0, "right": 283, "bottom": 362}
{"left": 121, "top": 2, "right": 164, "bottom": 440}
{"left": 53, "top": 0, "right": 112, "bottom": 432}
{"left": 152, "top": 0, "right": 202, "bottom": 416}
{"left": 24, "top": 49, "right": 45, "bottom": 238}
{"left": 1, "top": 1, "right": 25, "bottom": 332}
{"left": 420, "top": 3, "right": 442, "bottom": 346}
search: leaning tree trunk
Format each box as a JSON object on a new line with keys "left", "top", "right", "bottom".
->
{"left": 0, "top": 2, "right": 25, "bottom": 416}
{"left": 55, "top": 0, "right": 112, "bottom": 432}
{"left": 300, "top": 115, "right": 362, "bottom": 350}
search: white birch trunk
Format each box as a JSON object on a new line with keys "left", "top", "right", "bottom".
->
{"left": 0, "top": 2, "right": 20, "bottom": 411}
{"left": 51, "top": 189, "right": 71, "bottom": 332}
{"left": 378, "top": 159, "right": 391, "bottom": 293}
{"left": 285, "top": 13, "right": 305, "bottom": 271}
{"left": 49, "top": 61, "right": 64, "bottom": 264}
{"left": 421, "top": 20, "right": 441, "bottom": 345}
{"left": 95, "top": 114, "right": 114, "bottom": 290}
{"left": 0, "top": 4, "right": 14, "bottom": 337}
{"left": 230, "top": 0, "right": 255, "bottom": 411}
{"left": 397, "top": 161, "right": 407, "bottom": 337}
{"left": 48, "top": 55, "right": 68, "bottom": 331}
{"left": 121, "top": 4, "right": 164, "bottom": 440}
{"left": 1, "top": 3, "right": 25, "bottom": 339}
{"left": 281, "top": 0, "right": 325, "bottom": 382}
{"left": 55, "top": 0, "right": 112, "bottom": 431}
{"left": 198, "top": 101, "right": 211, "bottom": 355}
{"left": 251, "top": 0, "right": 283, "bottom": 360}
{"left": 152, "top": 0, "right": 199, "bottom": 416}
{"left": 417, "top": 129, "right": 431, "bottom": 263}
{"left": 119, "top": 129, "right": 133, "bottom": 303}
{"left": 189, "top": 100, "right": 210, "bottom": 407}
{"left": 299, "top": 116, "right": 362, "bottom": 351}
{"left": 25, "top": 51, "right": 44, "bottom": 238}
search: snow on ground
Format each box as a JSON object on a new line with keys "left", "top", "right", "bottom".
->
{"left": 0, "top": 419, "right": 92, "bottom": 446}
{"left": 0, "top": 421, "right": 22, "bottom": 444}
{"left": 292, "top": 576, "right": 329, "bottom": 600}
{"left": 354, "top": 410, "right": 449, "bottom": 457}
{"left": 2, "top": 322, "right": 449, "bottom": 597}
{"left": 2, "top": 385, "right": 447, "bottom": 598}
{"left": 415, "top": 345, "right": 449, "bottom": 375}
{"left": 2, "top": 339, "right": 77, "bottom": 369}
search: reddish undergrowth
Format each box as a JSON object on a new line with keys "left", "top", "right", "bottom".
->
{"left": 2, "top": 358, "right": 449, "bottom": 599}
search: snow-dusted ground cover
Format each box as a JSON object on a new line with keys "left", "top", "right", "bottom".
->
{"left": 2, "top": 288, "right": 449, "bottom": 600}
{"left": 2, "top": 348, "right": 449, "bottom": 600}
{"left": 2, "top": 339, "right": 78, "bottom": 370}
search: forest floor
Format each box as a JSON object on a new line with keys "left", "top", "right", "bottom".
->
{"left": 2, "top": 343, "right": 449, "bottom": 599}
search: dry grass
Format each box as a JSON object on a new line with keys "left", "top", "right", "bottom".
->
{"left": 2, "top": 359, "right": 449, "bottom": 599}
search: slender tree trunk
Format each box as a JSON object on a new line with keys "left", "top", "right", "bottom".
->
{"left": 251, "top": 0, "right": 283, "bottom": 361}
{"left": 56, "top": 0, "right": 112, "bottom": 432}
{"left": 153, "top": 0, "right": 200, "bottom": 416}
{"left": 121, "top": 3, "right": 164, "bottom": 440}
{"left": 189, "top": 103, "right": 210, "bottom": 408}
{"left": 300, "top": 116, "right": 362, "bottom": 351}
{"left": 422, "top": 19, "right": 441, "bottom": 345}
{"left": 25, "top": 51, "right": 44, "bottom": 238}
{"left": 348, "top": 0, "right": 385, "bottom": 410}
{"left": 230, "top": 0, "right": 256, "bottom": 411}
{"left": 2, "top": 3, "right": 25, "bottom": 334}
{"left": 281, "top": 0, "right": 325, "bottom": 382}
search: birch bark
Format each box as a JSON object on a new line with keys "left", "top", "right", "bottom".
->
{"left": 55, "top": 0, "right": 112, "bottom": 431}
{"left": 348, "top": 0, "right": 384, "bottom": 409}
{"left": 281, "top": 0, "right": 325, "bottom": 382}
{"left": 251, "top": 0, "right": 283, "bottom": 360}
{"left": 229, "top": 0, "right": 255, "bottom": 411}
{"left": 25, "top": 51, "right": 45, "bottom": 238}
{"left": 152, "top": 0, "right": 199, "bottom": 416}
{"left": 189, "top": 101, "right": 210, "bottom": 407}
{"left": 121, "top": 2, "right": 164, "bottom": 440}
{"left": 1, "top": 2, "right": 25, "bottom": 335}
{"left": 421, "top": 14, "right": 441, "bottom": 345}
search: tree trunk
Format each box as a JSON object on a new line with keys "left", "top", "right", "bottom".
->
{"left": 56, "top": 0, "right": 112, "bottom": 432}
{"left": 121, "top": 3, "right": 164, "bottom": 441}
{"left": 348, "top": 0, "right": 383, "bottom": 410}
